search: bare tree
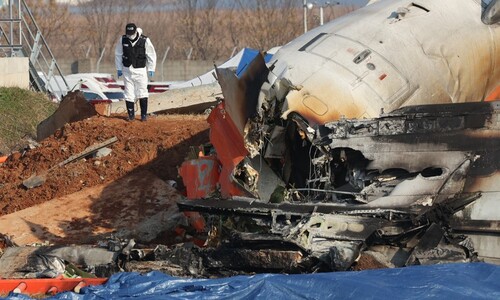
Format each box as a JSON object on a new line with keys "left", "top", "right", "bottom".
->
{"left": 16, "top": 1, "right": 86, "bottom": 60}
{"left": 175, "top": 0, "right": 224, "bottom": 60}
{"left": 24, "top": 0, "right": 71, "bottom": 40}
{"left": 18, "top": 0, "right": 360, "bottom": 63}
{"left": 234, "top": 0, "right": 301, "bottom": 51}
{"left": 77, "top": 0, "right": 148, "bottom": 61}
{"left": 137, "top": 8, "right": 179, "bottom": 61}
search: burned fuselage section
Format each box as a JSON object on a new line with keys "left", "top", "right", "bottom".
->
{"left": 177, "top": 0, "right": 500, "bottom": 272}
{"left": 305, "top": 102, "right": 499, "bottom": 208}
{"left": 178, "top": 99, "right": 499, "bottom": 271}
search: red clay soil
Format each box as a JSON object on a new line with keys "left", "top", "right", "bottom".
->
{"left": 0, "top": 114, "right": 210, "bottom": 216}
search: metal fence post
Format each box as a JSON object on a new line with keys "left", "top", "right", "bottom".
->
{"left": 96, "top": 47, "right": 105, "bottom": 73}
{"left": 161, "top": 46, "right": 170, "bottom": 81}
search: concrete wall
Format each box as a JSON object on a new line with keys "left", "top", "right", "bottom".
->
{"left": 0, "top": 57, "right": 29, "bottom": 89}
{"left": 58, "top": 59, "right": 224, "bottom": 82}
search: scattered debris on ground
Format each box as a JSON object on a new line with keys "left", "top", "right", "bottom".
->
{"left": 1, "top": 46, "right": 499, "bottom": 300}
{"left": 0, "top": 94, "right": 498, "bottom": 287}
{"left": 0, "top": 110, "right": 215, "bottom": 282}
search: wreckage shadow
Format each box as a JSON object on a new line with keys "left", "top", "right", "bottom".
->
{"left": 23, "top": 219, "right": 62, "bottom": 244}
{"left": 26, "top": 129, "right": 210, "bottom": 246}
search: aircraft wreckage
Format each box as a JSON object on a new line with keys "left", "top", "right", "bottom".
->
{"left": 177, "top": 100, "right": 499, "bottom": 272}
{"left": 7, "top": 0, "right": 497, "bottom": 278}
{"left": 175, "top": 0, "right": 500, "bottom": 273}
{"left": 0, "top": 0, "right": 498, "bottom": 280}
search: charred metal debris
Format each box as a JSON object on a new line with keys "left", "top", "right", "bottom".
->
{"left": 9, "top": 64, "right": 496, "bottom": 278}
{"left": 3, "top": 92, "right": 497, "bottom": 278}
{"left": 78, "top": 69, "right": 498, "bottom": 276}
{"left": 174, "top": 56, "right": 500, "bottom": 273}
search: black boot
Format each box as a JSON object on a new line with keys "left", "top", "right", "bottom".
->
{"left": 139, "top": 97, "right": 148, "bottom": 121}
{"left": 125, "top": 101, "right": 135, "bottom": 121}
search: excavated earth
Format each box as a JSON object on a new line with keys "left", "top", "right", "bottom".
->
{"left": 0, "top": 113, "right": 209, "bottom": 214}
{"left": 0, "top": 113, "right": 210, "bottom": 245}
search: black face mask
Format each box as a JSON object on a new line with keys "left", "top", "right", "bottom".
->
{"left": 127, "top": 33, "right": 138, "bottom": 41}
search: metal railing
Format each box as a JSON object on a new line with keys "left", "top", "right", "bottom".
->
{"left": 0, "top": 0, "right": 68, "bottom": 98}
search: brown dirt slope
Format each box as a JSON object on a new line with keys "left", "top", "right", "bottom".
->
{"left": 0, "top": 114, "right": 210, "bottom": 216}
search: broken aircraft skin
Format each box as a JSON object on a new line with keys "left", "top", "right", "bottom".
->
{"left": 177, "top": 0, "right": 500, "bottom": 273}
{"left": 179, "top": 100, "right": 499, "bottom": 271}
{"left": 256, "top": 0, "right": 500, "bottom": 131}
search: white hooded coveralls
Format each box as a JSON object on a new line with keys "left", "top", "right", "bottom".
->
{"left": 115, "top": 28, "right": 157, "bottom": 102}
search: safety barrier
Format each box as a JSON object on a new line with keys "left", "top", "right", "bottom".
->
{"left": 0, "top": 277, "right": 107, "bottom": 296}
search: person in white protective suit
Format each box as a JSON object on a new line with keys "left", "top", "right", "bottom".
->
{"left": 115, "top": 23, "right": 157, "bottom": 121}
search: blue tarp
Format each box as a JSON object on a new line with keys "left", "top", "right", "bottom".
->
{"left": 3, "top": 263, "right": 500, "bottom": 299}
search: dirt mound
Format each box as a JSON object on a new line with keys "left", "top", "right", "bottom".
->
{"left": 0, "top": 113, "right": 210, "bottom": 216}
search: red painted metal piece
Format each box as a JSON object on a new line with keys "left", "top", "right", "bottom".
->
{"left": 178, "top": 155, "right": 219, "bottom": 233}
{"left": 486, "top": 86, "right": 500, "bottom": 101}
{"left": 206, "top": 102, "right": 249, "bottom": 198}
{"left": 0, "top": 278, "right": 107, "bottom": 295}
{"left": 179, "top": 157, "right": 220, "bottom": 199}
{"left": 178, "top": 101, "right": 253, "bottom": 236}
{"left": 184, "top": 211, "right": 206, "bottom": 232}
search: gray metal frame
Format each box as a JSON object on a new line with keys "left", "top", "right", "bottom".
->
{"left": 0, "top": 0, "right": 68, "bottom": 98}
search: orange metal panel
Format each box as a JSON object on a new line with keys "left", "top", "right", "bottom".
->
{"left": 0, "top": 278, "right": 107, "bottom": 295}
{"left": 184, "top": 211, "right": 206, "bottom": 232}
{"left": 207, "top": 102, "right": 249, "bottom": 198}
{"left": 486, "top": 86, "right": 500, "bottom": 101}
{"left": 179, "top": 157, "right": 220, "bottom": 199}
{"left": 178, "top": 157, "right": 217, "bottom": 233}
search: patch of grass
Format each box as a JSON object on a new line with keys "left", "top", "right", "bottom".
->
{"left": 0, "top": 87, "right": 57, "bottom": 154}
